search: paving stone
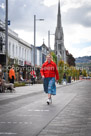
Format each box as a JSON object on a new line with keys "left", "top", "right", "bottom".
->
{"left": 38, "top": 81, "right": 91, "bottom": 136}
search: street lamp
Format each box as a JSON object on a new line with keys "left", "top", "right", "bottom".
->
{"left": 34, "top": 15, "right": 44, "bottom": 69}
{"left": 5, "top": 0, "right": 8, "bottom": 82}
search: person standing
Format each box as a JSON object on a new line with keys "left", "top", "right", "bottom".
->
{"left": 63, "top": 73, "right": 67, "bottom": 84}
{"left": 0, "top": 64, "right": 3, "bottom": 79}
{"left": 40, "top": 54, "right": 59, "bottom": 105}
{"left": 9, "top": 65, "right": 16, "bottom": 84}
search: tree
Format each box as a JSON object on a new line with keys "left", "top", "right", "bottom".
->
{"left": 67, "top": 53, "right": 75, "bottom": 66}
{"left": 51, "top": 52, "right": 57, "bottom": 64}
{"left": 58, "top": 60, "right": 64, "bottom": 83}
{"left": 82, "top": 69, "right": 87, "bottom": 77}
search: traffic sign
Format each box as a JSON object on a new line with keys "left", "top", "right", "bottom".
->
{"left": 8, "top": 20, "right": 10, "bottom": 25}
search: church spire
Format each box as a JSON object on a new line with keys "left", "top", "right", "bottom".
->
{"left": 57, "top": 0, "right": 61, "bottom": 28}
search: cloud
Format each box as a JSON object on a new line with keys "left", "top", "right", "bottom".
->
{"left": 8, "top": 0, "right": 57, "bottom": 46}
{"left": 1, "top": 0, "right": 91, "bottom": 57}
{"left": 43, "top": 0, "right": 58, "bottom": 7}
{"left": 0, "top": 3, "right": 5, "bottom": 9}
{"left": 70, "top": 46, "right": 91, "bottom": 58}
{"left": 0, "top": 0, "right": 5, "bottom": 21}
{"left": 61, "top": 0, "right": 91, "bottom": 28}
{"left": 62, "top": 5, "right": 91, "bottom": 27}
{"left": 8, "top": 0, "right": 57, "bottom": 32}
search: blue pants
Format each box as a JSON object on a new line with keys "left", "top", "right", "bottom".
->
{"left": 43, "top": 77, "right": 56, "bottom": 95}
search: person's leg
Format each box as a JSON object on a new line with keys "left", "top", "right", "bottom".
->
{"left": 12, "top": 76, "right": 14, "bottom": 84}
{"left": 48, "top": 93, "right": 51, "bottom": 99}
{"left": 10, "top": 78, "right": 12, "bottom": 83}
{"left": 33, "top": 78, "right": 34, "bottom": 84}
{"left": 43, "top": 78, "right": 48, "bottom": 93}
{"left": 47, "top": 77, "right": 56, "bottom": 104}
{"left": 33, "top": 78, "right": 35, "bottom": 84}
{"left": 31, "top": 78, "right": 34, "bottom": 85}
{"left": 47, "top": 78, "right": 53, "bottom": 104}
{"left": 10, "top": 76, "right": 14, "bottom": 84}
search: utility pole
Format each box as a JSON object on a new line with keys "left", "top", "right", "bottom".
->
{"left": 5, "top": 0, "right": 8, "bottom": 82}
{"left": 48, "top": 30, "right": 50, "bottom": 51}
{"left": 48, "top": 30, "right": 54, "bottom": 53}
{"left": 34, "top": 15, "right": 36, "bottom": 69}
{"left": 34, "top": 15, "right": 44, "bottom": 69}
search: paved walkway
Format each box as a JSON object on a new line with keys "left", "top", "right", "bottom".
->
{"left": 0, "top": 80, "right": 80, "bottom": 101}
{"left": 0, "top": 80, "right": 91, "bottom": 136}
{"left": 38, "top": 80, "right": 91, "bottom": 136}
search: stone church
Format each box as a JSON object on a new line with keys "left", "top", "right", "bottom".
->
{"left": 54, "top": 0, "right": 66, "bottom": 63}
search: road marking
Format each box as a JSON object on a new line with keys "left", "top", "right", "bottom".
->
{"left": 28, "top": 109, "right": 49, "bottom": 112}
{"left": 0, "top": 122, "right": 5, "bottom": 124}
{"left": 18, "top": 114, "right": 41, "bottom": 117}
{"left": 24, "top": 122, "right": 28, "bottom": 124}
{"left": 0, "top": 132, "right": 17, "bottom": 135}
{"left": 0, "top": 122, "right": 32, "bottom": 125}
{"left": 19, "top": 122, "right": 22, "bottom": 124}
{"left": 13, "top": 122, "right": 17, "bottom": 124}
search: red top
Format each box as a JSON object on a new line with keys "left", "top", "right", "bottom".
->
{"left": 30, "top": 70, "right": 36, "bottom": 78}
{"left": 40, "top": 61, "right": 59, "bottom": 80}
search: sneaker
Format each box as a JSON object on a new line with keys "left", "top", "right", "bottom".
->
{"left": 50, "top": 97, "right": 52, "bottom": 103}
{"left": 47, "top": 98, "right": 52, "bottom": 105}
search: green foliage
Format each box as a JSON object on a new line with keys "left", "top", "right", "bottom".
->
{"left": 14, "top": 82, "right": 26, "bottom": 87}
{"left": 14, "top": 58, "right": 18, "bottom": 69}
{"left": 51, "top": 52, "right": 57, "bottom": 64}
{"left": 76, "top": 69, "right": 80, "bottom": 80}
{"left": 58, "top": 60, "right": 64, "bottom": 83}
{"left": 58, "top": 60, "right": 80, "bottom": 83}
{"left": 82, "top": 69, "right": 87, "bottom": 77}
{"left": 50, "top": 52, "right": 80, "bottom": 83}
{"left": 76, "top": 62, "right": 91, "bottom": 76}
{"left": 64, "top": 64, "right": 72, "bottom": 82}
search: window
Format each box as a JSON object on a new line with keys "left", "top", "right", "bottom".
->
{"left": 16, "top": 46, "right": 17, "bottom": 57}
{"left": 9, "top": 42, "right": 11, "bottom": 56}
{"left": 12, "top": 44, "right": 14, "bottom": 57}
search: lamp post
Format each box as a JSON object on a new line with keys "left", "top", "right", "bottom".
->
{"left": 5, "top": 0, "right": 8, "bottom": 82}
{"left": 34, "top": 15, "right": 44, "bottom": 69}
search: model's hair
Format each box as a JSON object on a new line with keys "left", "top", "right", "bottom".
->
{"left": 46, "top": 53, "right": 53, "bottom": 61}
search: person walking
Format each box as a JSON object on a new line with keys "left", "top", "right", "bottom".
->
{"left": 30, "top": 68, "right": 36, "bottom": 85}
{"left": 40, "top": 54, "right": 59, "bottom": 105}
{"left": 9, "top": 65, "right": 16, "bottom": 84}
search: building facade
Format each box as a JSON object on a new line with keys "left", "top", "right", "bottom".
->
{"left": 54, "top": 0, "right": 66, "bottom": 63}
{"left": 0, "top": 20, "right": 32, "bottom": 67}
{"left": 36, "top": 42, "right": 49, "bottom": 66}
{"left": 0, "top": 20, "right": 49, "bottom": 73}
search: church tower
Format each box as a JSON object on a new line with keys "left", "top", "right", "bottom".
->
{"left": 54, "top": 0, "right": 66, "bottom": 63}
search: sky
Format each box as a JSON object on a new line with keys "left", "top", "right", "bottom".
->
{"left": 0, "top": 0, "right": 91, "bottom": 58}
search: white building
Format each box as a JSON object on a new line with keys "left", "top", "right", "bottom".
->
{"left": 0, "top": 20, "right": 32, "bottom": 67}
{"left": 8, "top": 29, "right": 32, "bottom": 66}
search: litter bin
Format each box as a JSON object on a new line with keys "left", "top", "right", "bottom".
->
{"left": 68, "top": 76, "right": 71, "bottom": 83}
